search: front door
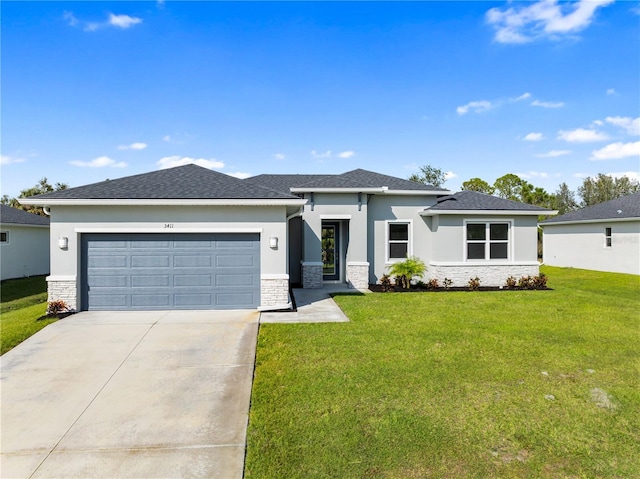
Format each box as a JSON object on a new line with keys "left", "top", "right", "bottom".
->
{"left": 322, "top": 222, "right": 340, "bottom": 281}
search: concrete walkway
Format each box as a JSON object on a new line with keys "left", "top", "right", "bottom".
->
{"left": 260, "top": 284, "right": 366, "bottom": 323}
{"left": 0, "top": 310, "right": 259, "bottom": 479}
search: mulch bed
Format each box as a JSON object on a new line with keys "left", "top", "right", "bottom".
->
{"left": 368, "top": 285, "right": 552, "bottom": 293}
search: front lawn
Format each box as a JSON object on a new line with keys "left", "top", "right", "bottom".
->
{"left": 1, "top": 276, "right": 55, "bottom": 355}
{"left": 245, "top": 267, "right": 640, "bottom": 478}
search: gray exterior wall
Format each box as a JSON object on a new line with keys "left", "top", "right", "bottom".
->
{"left": 0, "top": 224, "right": 50, "bottom": 280}
{"left": 47, "top": 204, "right": 290, "bottom": 310}
{"left": 542, "top": 220, "right": 640, "bottom": 275}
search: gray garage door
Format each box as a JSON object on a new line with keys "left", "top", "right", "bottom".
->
{"left": 81, "top": 233, "right": 260, "bottom": 311}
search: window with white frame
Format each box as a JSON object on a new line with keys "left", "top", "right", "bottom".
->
{"left": 0, "top": 231, "right": 8, "bottom": 244}
{"left": 605, "top": 227, "right": 612, "bottom": 247}
{"left": 466, "top": 222, "right": 510, "bottom": 260}
{"left": 387, "top": 221, "right": 410, "bottom": 261}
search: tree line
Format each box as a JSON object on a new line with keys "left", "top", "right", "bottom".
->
{"left": 1, "top": 178, "right": 68, "bottom": 216}
{"left": 409, "top": 165, "right": 640, "bottom": 215}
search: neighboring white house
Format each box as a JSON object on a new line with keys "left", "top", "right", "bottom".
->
{"left": 540, "top": 192, "right": 640, "bottom": 275}
{"left": 0, "top": 205, "right": 50, "bottom": 281}
{"left": 20, "top": 165, "right": 554, "bottom": 312}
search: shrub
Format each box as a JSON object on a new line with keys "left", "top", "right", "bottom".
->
{"left": 387, "top": 256, "right": 426, "bottom": 290}
{"left": 442, "top": 278, "right": 453, "bottom": 290}
{"left": 517, "top": 276, "right": 534, "bottom": 290}
{"left": 427, "top": 278, "right": 440, "bottom": 290}
{"left": 533, "top": 273, "right": 548, "bottom": 289}
{"left": 379, "top": 274, "right": 392, "bottom": 292}
{"left": 468, "top": 277, "right": 481, "bottom": 291}
{"left": 47, "top": 300, "right": 68, "bottom": 317}
{"left": 505, "top": 276, "right": 517, "bottom": 289}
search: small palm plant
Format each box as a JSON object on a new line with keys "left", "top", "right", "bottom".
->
{"left": 387, "top": 256, "right": 426, "bottom": 289}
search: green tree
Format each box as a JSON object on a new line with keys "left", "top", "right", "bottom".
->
{"left": 387, "top": 256, "right": 426, "bottom": 289}
{"left": 493, "top": 174, "right": 524, "bottom": 201}
{"left": 551, "top": 182, "right": 578, "bottom": 215}
{"left": 577, "top": 174, "right": 640, "bottom": 207}
{"left": 5, "top": 178, "right": 69, "bottom": 216}
{"left": 408, "top": 165, "right": 447, "bottom": 188}
{"left": 461, "top": 178, "right": 495, "bottom": 195}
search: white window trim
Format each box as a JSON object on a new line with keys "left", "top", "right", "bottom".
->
{"left": 0, "top": 230, "right": 9, "bottom": 245}
{"left": 463, "top": 219, "right": 513, "bottom": 262}
{"left": 385, "top": 220, "right": 413, "bottom": 263}
{"left": 604, "top": 226, "right": 612, "bottom": 248}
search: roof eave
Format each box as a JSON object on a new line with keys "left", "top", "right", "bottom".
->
{"left": 18, "top": 198, "right": 308, "bottom": 207}
{"left": 290, "top": 187, "right": 451, "bottom": 195}
{"left": 539, "top": 216, "right": 639, "bottom": 226}
{"left": 421, "top": 209, "right": 557, "bottom": 217}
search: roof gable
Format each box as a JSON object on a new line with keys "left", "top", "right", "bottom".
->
{"left": 0, "top": 205, "right": 50, "bottom": 226}
{"left": 426, "top": 190, "right": 554, "bottom": 212}
{"left": 24, "top": 165, "right": 299, "bottom": 201}
{"left": 540, "top": 192, "right": 640, "bottom": 224}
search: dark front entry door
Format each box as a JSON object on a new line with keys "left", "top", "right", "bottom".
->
{"left": 321, "top": 222, "right": 340, "bottom": 281}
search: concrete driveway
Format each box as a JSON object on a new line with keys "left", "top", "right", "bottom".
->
{"left": 1, "top": 310, "right": 259, "bottom": 479}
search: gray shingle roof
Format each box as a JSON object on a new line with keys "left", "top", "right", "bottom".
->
{"left": 24, "top": 165, "right": 299, "bottom": 200}
{"left": 0, "top": 205, "right": 50, "bottom": 226}
{"left": 540, "top": 192, "right": 640, "bottom": 224}
{"left": 427, "top": 190, "right": 553, "bottom": 212}
{"left": 246, "top": 168, "right": 448, "bottom": 192}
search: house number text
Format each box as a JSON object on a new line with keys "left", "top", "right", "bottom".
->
{"left": 164, "top": 223, "right": 174, "bottom": 229}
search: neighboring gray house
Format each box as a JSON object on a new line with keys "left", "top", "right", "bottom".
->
{"left": 21, "top": 165, "right": 553, "bottom": 312}
{"left": 0, "top": 204, "right": 50, "bottom": 281}
{"left": 540, "top": 192, "right": 640, "bottom": 275}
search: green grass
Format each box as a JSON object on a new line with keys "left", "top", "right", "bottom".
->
{"left": 1, "top": 275, "right": 55, "bottom": 355}
{"left": 245, "top": 267, "right": 640, "bottom": 478}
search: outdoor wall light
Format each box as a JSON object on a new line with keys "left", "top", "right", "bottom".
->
{"left": 58, "top": 236, "right": 68, "bottom": 249}
{"left": 269, "top": 236, "right": 278, "bottom": 249}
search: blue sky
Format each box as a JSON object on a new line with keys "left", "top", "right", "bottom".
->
{"left": 2, "top": 0, "right": 639, "bottom": 198}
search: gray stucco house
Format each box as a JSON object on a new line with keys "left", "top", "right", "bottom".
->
{"left": 0, "top": 204, "right": 50, "bottom": 281}
{"left": 21, "top": 165, "right": 553, "bottom": 311}
{"left": 540, "top": 192, "right": 640, "bottom": 275}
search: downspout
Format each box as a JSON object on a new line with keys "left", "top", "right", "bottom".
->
{"left": 43, "top": 207, "right": 51, "bottom": 216}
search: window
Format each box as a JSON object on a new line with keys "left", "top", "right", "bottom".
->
{"left": 387, "top": 222, "right": 410, "bottom": 261}
{"left": 605, "top": 227, "right": 612, "bottom": 248}
{"left": 466, "top": 222, "right": 510, "bottom": 260}
{"left": 0, "top": 231, "right": 8, "bottom": 244}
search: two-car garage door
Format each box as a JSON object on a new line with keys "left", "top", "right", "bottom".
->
{"left": 81, "top": 233, "right": 260, "bottom": 310}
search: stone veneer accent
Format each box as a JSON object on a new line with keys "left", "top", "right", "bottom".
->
{"left": 301, "top": 262, "right": 323, "bottom": 289}
{"left": 346, "top": 262, "right": 370, "bottom": 290}
{"left": 429, "top": 263, "right": 540, "bottom": 288}
{"left": 260, "top": 276, "right": 290, "bottom": 309}
{"left": 47, "top": 277, "right": 78, "bottom": 311}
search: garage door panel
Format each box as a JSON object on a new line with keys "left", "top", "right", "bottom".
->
{"left": 82, "top": 233, "right": 260, "bottom": 311}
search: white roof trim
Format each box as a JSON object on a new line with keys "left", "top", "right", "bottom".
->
{"left": 290, "top": 187, "right": 450, "bottom": 196}
{"left": 421, "top": 209, "right": 555, "bottom": 217}
{"left": 75, "top": 227, "right": 263, "bottom": 233}
{"left": 539, "top": 216, "right": 639, "bottom": 227}
{"left": 0, "top": 222, "right": 49, "bottom": 228}
{"left": 18, "top": 198, "right": 307, "bottom": 207}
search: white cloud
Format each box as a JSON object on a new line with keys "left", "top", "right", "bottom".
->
{"left": 163, "top": 135, "right": 171, "bottom": 142}
{"left": 557, "top": 128, "right": 609, "bottom": 143}
{"left": 605, "top": 116, "right": 640, "bottom": 136}
{"left": 70, "top": 156, "right": 127, "bottom": 168}
{"left": 512, "top": 92, "right": 532, "bottom": 102}
{"left": 64, "top": 11, "right": 142, "bottom": 31}
{"left": 532, "top": 100, "right": 565, "bottom": 109}
{"left": 272, "top": 153, "right": 286, "bottom": 160}
{"left": 444, "top": 171, "right": 457, "bottom": 180}
{"left": 534, "top": 150, "right": 571, "bottom": 158}
{"left": 524, "top": 132, "right": 544, "bottom": 141}
{"left": 117, "top": 142, "right": 147, "bottom": 150}
{"left": 606, "top": 88, "right": 617, "bottom": 96}
{"left": 311, "top": 150, "right": 332, "bottom": 158}
{"left": 607, "top": 171, "right": 640, "bottom": 182}
{"left": 157, "top": 156, "right": 225, "bottom": 170}
{"left": 592, "top": 119, "right": 604, "bottom": 126}
{"left": 590, "top": 141, "right": 640, "bottom": 161}
{"left": 517, "top": 171, "right": 549, "bottom": 179}
{"left": 108, "top": 14, "right": 143, "bottom": 29}
{"left": 338, "top": 151, "right": 356, "bottom": 159}
{"left": 227, "top": 171, "right": 251, "bottom": 179}
{"left": 486, "top": 0, "right": 615, "bottom": 44}
{"left": 0, "top": 155, "right": 26, "bottom": 165}
{"left": 456, "top": 100, "right": 494, "bottom": 115}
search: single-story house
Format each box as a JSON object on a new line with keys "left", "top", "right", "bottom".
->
{"left": 540, "top": 192, "right": 640, "bottom": 275}
{"left": 20, "top": 165, "right": 554, "bottom": 311}
{"left": 0, "top": 204, "right": 50, "bottom": 281}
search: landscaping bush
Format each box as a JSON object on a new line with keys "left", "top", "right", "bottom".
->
{"left": 387, "top": 256, "right": 426, "bottom": 289}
